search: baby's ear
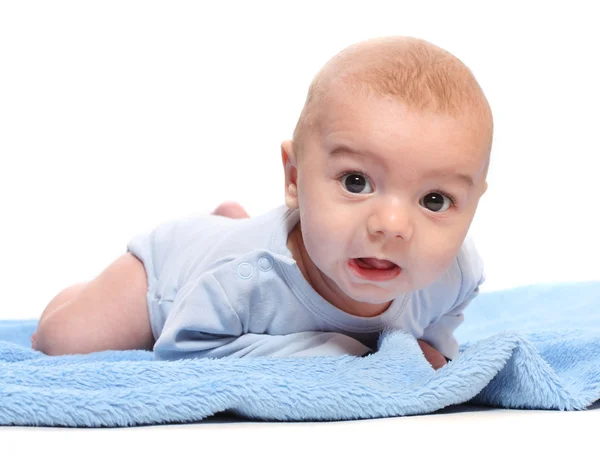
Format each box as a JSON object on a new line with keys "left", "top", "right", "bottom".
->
{"left": 281, "top": 140, "right": 299, "bottom": 209}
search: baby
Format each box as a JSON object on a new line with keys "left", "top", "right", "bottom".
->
{"left": 32, "top": 36, "right": 493, "bottom": 370}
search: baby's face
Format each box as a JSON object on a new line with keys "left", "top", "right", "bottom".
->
{"left": 284, "top": 89, "right": 490, "bottom": 308}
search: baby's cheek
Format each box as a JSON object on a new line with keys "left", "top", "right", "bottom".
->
{"left": 302, "top": 220, "right": 340, "bottom": 268}
{"left": 302, "top": 205, "right": 339, "bottom": 237}
{"left": 417, "top": 246, "right": 457, "bottom": 283}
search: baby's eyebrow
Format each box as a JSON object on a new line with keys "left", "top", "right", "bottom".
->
{"left": 329, "top": 144, "right": 373, "bottom": 160}
{"left": 328, "top": 144, "right": 475, "bottom": 187}
{"left": 421, "top": 170, "right": 475, "bottom": 187}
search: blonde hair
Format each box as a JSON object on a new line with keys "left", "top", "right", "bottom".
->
{"left": 292, "top": 36, "right": 492, "bottom": 157}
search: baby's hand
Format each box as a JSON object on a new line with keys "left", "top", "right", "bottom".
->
{"left": 417, "top": 339, "right": 448, "bottom": 370}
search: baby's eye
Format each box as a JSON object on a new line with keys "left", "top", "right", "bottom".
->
{"left": 420, "top": 192, "right": 454, "bottom": 212}
{"left": 341, "top": 173, "right": 374, "bottom": 194}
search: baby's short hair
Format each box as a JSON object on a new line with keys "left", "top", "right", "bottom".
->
{"left": 292, "top": 36, "right": 492, "bottom": 157}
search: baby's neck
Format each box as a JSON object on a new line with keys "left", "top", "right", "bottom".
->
{"left": 286, "top": 222, "right": 392, "bottom": 318}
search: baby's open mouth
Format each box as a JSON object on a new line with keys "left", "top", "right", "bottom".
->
{"left": 354, "top": 257, "right": 398, "bottom": 270}
{"left": 349, "top": 258, "right": 402, "bottom": 281}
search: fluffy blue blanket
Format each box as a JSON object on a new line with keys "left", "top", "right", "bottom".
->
{"left": 0, "top": 281, "right": 598, "bottom": 427}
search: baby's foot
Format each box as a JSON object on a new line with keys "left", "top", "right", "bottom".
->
{"left": 211, "top": 201, "right": 250, "bottom": 219}
{"left": 31, "top": 332, "right": 37, "bottom": 350}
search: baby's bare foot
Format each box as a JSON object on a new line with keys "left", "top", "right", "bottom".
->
{"left": 211, "top": 201, "right": 250, "bottom": 219}
{"left": 31, "top": 332, "right": 37, "bottom": 350}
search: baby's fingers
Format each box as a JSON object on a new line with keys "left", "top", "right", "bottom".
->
{"left": 417, "top": 339, "right": 447, "bottom": 370}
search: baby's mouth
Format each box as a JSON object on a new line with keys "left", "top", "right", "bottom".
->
{"left": 354, "top": 257, "right": 398, "bottom": 270}
{"left": 349, "top": 257, "right": 402, "bottom": 282}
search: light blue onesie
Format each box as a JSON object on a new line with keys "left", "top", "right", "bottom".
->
{"left": 127, "top": 205, "right": 485, "bottom": 361}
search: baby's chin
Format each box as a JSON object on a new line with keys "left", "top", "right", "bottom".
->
{"left": 339, "top": 271, "right": 441, "bottom": 303}
{"left": 345, "top": 292, "right": 398, "bottom": 305}
{"left": 339, "top": 280, "right": 408, "bottom": 304}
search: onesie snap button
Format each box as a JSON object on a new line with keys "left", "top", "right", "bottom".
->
{"left": 237, "top": 262, "right": 254, "bottom": 279}
{"left": 258, "top": 256, "right": 273, "bottom": 271}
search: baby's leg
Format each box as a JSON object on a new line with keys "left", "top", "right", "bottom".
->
{"left": 34, "top": 253, "right": 153, "bottom": 355}
{"left": 211, "top": 201, "right": 249, "bottom": 219}
{"left": 34, "top": 201, "right": 247, "bottom": 355}
{"left": 31, "top": 283, "right": 88, "bottom": 349}
{"left": 41, "top": 283, "right": 88, "bottom": 319}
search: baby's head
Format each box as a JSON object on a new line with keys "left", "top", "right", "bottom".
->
{"left": 282, "top": 36, "right": 493, "bottom": 316}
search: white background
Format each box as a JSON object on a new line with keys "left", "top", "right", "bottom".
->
{"left": 0, "top": 1, "right": 598, "bottom": 470}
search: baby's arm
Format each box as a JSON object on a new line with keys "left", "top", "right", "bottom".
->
{"left": 156, "top": 271, "right": 458, "bottom": 367}
{"left": 154, "top": 272, "right": 371, "bottom": 360}
{"left": 420, "top": 239, "right": 485, "bottom": 363}
{"left": 419, "top": 310, "right": 466, "bottom": 362}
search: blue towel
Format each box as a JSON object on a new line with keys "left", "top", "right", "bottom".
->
{"left": 0, "top": 281, "right": 598, "bottom": 427}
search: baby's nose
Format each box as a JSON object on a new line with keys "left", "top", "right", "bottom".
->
{"left": 367, "top": 204, "right": 413, "bottom": 240}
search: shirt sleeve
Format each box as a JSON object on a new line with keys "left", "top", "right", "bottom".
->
{"left": 420, "top": 238, "right": 486, "bottom": 360}
{"left": 153, "top": 273, "right": 372, "bottom": 360}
